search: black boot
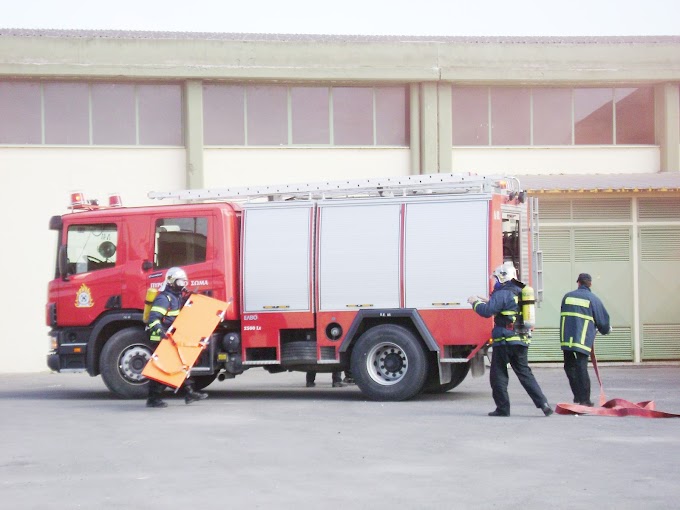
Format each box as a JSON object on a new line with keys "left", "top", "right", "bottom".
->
{"left": 146, "top": 398, "right": 167, "bottom": 408}
{"left": 488, "top": 409, "right": 509, "bottom": 417}
{"left": 184, "top": 385, "right": 208, "bottom": 404}
{"left": 146, "top": 379, "right": 167, "bottom": 408}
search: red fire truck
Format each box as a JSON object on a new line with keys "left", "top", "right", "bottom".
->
{"left": 46, "top": 173, "right": 541, "bottom": 401}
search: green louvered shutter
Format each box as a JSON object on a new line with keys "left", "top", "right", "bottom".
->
{"left": 639, "top": 226, "right": 680, "bottom": 360}
{"left": 528, "top": 328, "right": 562, "bottom": 361}
{"left": 573, "top": 227, "right": 633, "bottom": 361}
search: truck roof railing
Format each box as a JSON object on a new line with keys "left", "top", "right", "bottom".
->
{"left": 148, "top": 173, "right": 521, "bottom": 203}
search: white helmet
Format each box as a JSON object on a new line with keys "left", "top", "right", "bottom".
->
{"left": 165, "top": 267, "right": 188, "bottom": 291}
{"left": 492, "top": 262, "right": 517, "bottom": 284}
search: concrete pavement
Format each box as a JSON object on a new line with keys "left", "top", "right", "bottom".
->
{"left": 1, "top": 365, "right": 679, "bottom": 509}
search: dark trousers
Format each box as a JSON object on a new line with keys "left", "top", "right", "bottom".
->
{"left": 148, "top": 379, "right": 165, "bottom": 400}
{"left": 563, "top": 350, "right": 591, "bottom": 404}
{"left": 490, "top": 343, "right": 547, "bottom": 414}
{"left": 147, "top": 377, "right": 196, "bottom": 400}
{"left": 306, "top": 371, "right": 341, "bottom": 383}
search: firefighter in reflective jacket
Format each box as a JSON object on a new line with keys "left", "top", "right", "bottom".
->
{"left": 145, "top": 267, "right": 208, "bottom": 408}
{"left": 560, "top": 273, "right": 611, "bottom": 406}
{"left": 468, "top": 262, "right": 553, "bottom": 417}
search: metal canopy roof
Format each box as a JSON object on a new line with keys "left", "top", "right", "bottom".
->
{"left": 517, "top": 172, "right": 680, "bottom": 193}
{"left": 2, "top": 29, "right": 680, "bottom": 44}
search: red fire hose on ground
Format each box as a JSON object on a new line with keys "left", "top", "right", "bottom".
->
{"left": 555, "top": 352, "right": 680, "bottom": 418}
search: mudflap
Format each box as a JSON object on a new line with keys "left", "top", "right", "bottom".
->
{"left": 470, "top": 350, "right": 486, "bottom": 378}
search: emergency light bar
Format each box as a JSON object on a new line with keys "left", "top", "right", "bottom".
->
{"left": 108, "top": 194, "right": 122, "bottom": 207}
{"left": 70, "top": 191, "right": 86, "bottom": 208}
{"left": 69, "top": 192, "right": 123, "bottom": 211}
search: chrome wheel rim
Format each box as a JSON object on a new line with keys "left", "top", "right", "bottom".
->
{"left": 366, "top": 341, "right": 408, "bottom": 386}
{"left": 118, "top": 344, "right": 152, "bottom": 384}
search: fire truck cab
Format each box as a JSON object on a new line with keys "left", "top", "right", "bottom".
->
{"left": 46, "top": 173, "right": 541, "bottom": 401}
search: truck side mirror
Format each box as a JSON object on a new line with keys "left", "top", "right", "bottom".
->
{"left": 58, "top": 245, "right": 69, "bottom": 280}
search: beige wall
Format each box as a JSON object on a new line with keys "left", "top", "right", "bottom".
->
{"left": 203, "top": 148, "right": 411, "bottom": 188}
{"left": 0, "top": 148, "right": 185, "bottom": 372}
{"left": 451, "top": 147, "right": 661, "bottom": 175}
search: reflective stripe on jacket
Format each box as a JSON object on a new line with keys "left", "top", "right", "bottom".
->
{"left": 472, "top": 281, "right": 529, "bottom": 346}
{"left": 560, "top": 285, "right": 611, "bottom": 355}
{"left": 147, "top": 288, "right": 183, "bottom": 342}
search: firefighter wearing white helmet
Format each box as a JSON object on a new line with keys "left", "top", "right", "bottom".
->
{"left": 145, "top": 267, "right": 208, "bottom": 408}
{"left": 467, "top": 262, "right": 553, "bottom": 417}
{"left": 492, "top": 261, "right": 517, "bottom": 283}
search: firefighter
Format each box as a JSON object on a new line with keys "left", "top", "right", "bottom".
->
{"left": 145, "top": 267, "right": 209, "bottom": 408}
{"left": 467, "top": 262, "right": 553, "bottom": 417}
{"left": 560, "top": 273, "right": 611, "bottom": 406}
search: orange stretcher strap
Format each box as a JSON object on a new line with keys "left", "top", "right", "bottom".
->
{"left": 149, "top": 354, "right": 189, "bottom": 377}
{"left": 555, "top": 350, "right": 680, "bottom": 418}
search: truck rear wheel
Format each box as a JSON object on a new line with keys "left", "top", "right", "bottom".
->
{"left": 100, "top": 327, "right": 154, "bottom": 399}
{"left": 351, "top": 324, "right": 428, "bottom": 401}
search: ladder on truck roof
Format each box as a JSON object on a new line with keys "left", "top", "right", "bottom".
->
{"left": 148, "top": 173, "right": 521, "bottom": 203}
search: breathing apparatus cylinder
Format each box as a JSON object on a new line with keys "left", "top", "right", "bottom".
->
{"left": 143, "top": 287, "right": 159, "bottom": 323}
{"left": 520, "top": 285, "right": 536, "bottom": 331}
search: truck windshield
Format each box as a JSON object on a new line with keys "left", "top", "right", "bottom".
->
{"left": 66, "top": 223, "right": 118, "bottom": 274}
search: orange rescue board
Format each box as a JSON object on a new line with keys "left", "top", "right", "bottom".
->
{"left": 142, "top": 294, "right": 230, "bottom": 389}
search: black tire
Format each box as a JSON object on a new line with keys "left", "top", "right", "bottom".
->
{"left": 281, "top": 341, "right": 317, "bottom": 365}
{"left": 350, "top": 324, "right": 428, "bottom": 401}
{"left": 100, "top": 327, "right": 155, "bottom": 399}
{"left": 424, "top": 363, "right": 470, "bottom": 394}
{"left": 191, "top": 374, "right": 218, "bottom": 391}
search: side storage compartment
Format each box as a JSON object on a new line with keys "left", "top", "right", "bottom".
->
{"left": 241, "top": 202, "right": 316, "bottom": 364}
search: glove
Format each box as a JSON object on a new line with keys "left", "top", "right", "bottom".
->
{"left": 467, "top": 296, "right": 478, "bottom": 305}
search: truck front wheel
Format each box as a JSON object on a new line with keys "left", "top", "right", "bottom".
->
{"left": 351, "top": 324, "right": 428, "bottom": 401}
{"left": 100, "top": 327, "right": 154, "bottom": 399}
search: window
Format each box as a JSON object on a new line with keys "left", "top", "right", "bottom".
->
{"left": 452, "top": 87, "right": 489, "bottom": 146}
{"left": 615, "top": 88, "right": 654, "bottom": 144}
{"left": 154, "top": 217, "right": 208, "bottom": 269}
{"left": 67, "top": 224, "right": 118, "bottom": 275}
{"left": 0, "top": 80, "right": 183, "bottom": 146}
{"left": 491, "top": 88, "right": 530, "bottom": 145}
{"left": 532, "top": 88, "right": 572, "bottom": 145}
{"left": 203, "top": 84, "right": 408, "bottom": 147}
{"left": 292, "top": 86, "right": 329, "bottom": 144}
{"left": 0, "top": 82, "right": 41, "bottom": 144}
{"left": 203, "top": 84, "right": 245, "bottom": 145}
{"left": 452, "top": 86, "right": 654, "bottom": 147}
{"left": 138, "top": 84, "right": 183, "bottom": 145}
{"left": 247, "top": 86, "right": 288, "bottom": 145}
{"left": 44, "top": 82, "right": 90, "bottom": 145}
{"left": 92, "top": 83, "right": 136, "bottom": 145}
{"left": 375, "top": 86, "right": 408, "bottom": 146}
{"left": 333, "top": 87, "right": 374, "bottom": 145}
{"left": 574, "top": 88, "right": 613, "bottom": 145}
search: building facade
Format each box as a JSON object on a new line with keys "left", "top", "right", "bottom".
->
{"left": 1, "top": 30, "right": 679, "bottom": 372}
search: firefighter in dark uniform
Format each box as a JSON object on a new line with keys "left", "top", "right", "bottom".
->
{"left": 468, "top": 262, "right": 553, "bottom": 417}
{"left": 145, "top": 267, "right": 209, "bottom": 408}
{"left": 560, "top": 273, "right": 611, "bottom": 406}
